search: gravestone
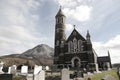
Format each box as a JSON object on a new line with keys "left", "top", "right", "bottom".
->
{"left": 0, "top": 64, "right": 4, "bottom": 74}
{"left": 8, "top": 67, "right": 11, "bottom": 74}
{"left": 34, "top": 65, "right": 42, "bottom": 75}
{"left": 34, "top": 70, "right": 45, "bottom": 80}
{"left": 0, "top": 74, "right": 13, "bottom": 80}
{"left": 27, "top": 74, "right": 33, "bottom": 80}
{"left": 45, "top": 66, "right": 49, "bottom": 70}
{"left": 21, "top": 65, "right": 28, "bottom": 74}
{"left": 0, "top": 62, "right": 3, "bottom": 70}
{"left": 107, "top": 62, "right": 111, "bottom": 70}
{"left": 0, "top": 62, "right": 4, "bottom": 74}
{"left": 8, "top": 65, "right": 17, "bottom": 74}
{"left": 61, "top": 68, "right": 69, "bottom": 80}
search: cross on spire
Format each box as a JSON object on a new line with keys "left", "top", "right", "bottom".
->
{"left": 73, "top": 25, "right": 76, "bottom": 29}
{"left": 60, "top": 5, "right": 62, "bottom": 9}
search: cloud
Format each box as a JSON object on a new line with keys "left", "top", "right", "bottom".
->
{"left": 63, "top": 5, "right": 92, "bottom": 22}
{"left": 57, "top": 0, "right": 78, "bottom": 7}
{"left": 0, "top": 0, "right": 43, "bottom": 55}
{"left": 66, "top": 24, "right": 74, "bottom": 31}
{"left": 93, "top": 35, "right": 120, "bottom": 63}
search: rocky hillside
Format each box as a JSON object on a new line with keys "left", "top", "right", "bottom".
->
{"left": 0, "top": 44, "right": 54, "bottom": 67}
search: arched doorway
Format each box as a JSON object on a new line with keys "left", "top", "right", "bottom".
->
{"left": 71, "top": 56, "right": 81, "bottom": 67}
{"left": 74, "top": 59, "right": 79, "bottom": 67}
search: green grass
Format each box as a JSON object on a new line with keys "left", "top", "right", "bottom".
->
{"left": 13, "top": 75, "right": 26, "bottom": 80}
{"left": 84, "top": 70, "right": 119, "bottom": 80}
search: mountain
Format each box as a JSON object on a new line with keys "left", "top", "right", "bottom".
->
{"left": 0, "top": 44, "right": 54, "bottom": 67}
{"left": 21, "top": 44, "right": 54, "bottom": 59}
{"left": 20, "top": 44, "right": 54, "bottom": 65}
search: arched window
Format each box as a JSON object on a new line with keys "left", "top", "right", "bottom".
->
{"left": 56, "top": 18, "right": 59, "bottom": 24}
{"left": 73, "top": 38, "right": 77, "bottom": 53}
{"left": 78, "top": 40, "right": 83, "bottom": 52}
{"left": 68, "top": 41, "right": 73, "bottom": 53}
{"left": 60, "top": 41, "right": 64, "bottom": 47}
{"left": 68, "top": 41, "right": 71, "bottom": 53}
{"left": 56, "top": 41, "right": 59, "bottom": 46}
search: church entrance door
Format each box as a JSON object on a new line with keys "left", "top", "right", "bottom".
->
{"left": 74, "top": 59, "right": 79, "bottom": 67}
{"left": 71, "top": 57, "right": 81, "bottom": 68}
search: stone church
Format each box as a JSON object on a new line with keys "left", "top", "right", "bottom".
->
{"left": 54, "top": 7, "right": 112, "bottom": 71}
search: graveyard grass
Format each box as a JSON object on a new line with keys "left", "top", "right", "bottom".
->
{"left": 84, "top": 70, "right": 119, "bottom": 80}
{"left": 13, "top": 75, "right": 26, "bottom": 80}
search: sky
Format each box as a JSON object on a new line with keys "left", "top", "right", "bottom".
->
{"left": 0, "top": 0, "right": 120, "bottom": 63}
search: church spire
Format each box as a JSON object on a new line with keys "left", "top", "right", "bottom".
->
{"left": 108, "top": 50, "right": 110, "bottom": 56}
{"left": 73, "top": 25, "right": 76, "bottom": 30}
{"left": 86, "top": 30, "right": 90, "bottom": 38}
{"left": 55, "top": 6, "right": 65, "bottom": 17}
{"left": 86, "top": 30, "right": 91, "bottom": 43}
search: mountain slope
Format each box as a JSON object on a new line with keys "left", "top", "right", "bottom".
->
{"left": 21, "top": 44, "right": 54, "bottom": 58}
{"left": 0, "top": 44, "right": 54, "bottom": 67}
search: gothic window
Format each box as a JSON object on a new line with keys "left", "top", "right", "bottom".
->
{"left": 71, "top": 41, "right": 73, "bottom": 53}
{"left": 68, "top": 41, "right": 73, "bottom": 53}
{"left": 60, "top": 17, "right": 63, "bottom": 23}
{"left": 78, "top": 40, "right": 83, "bottom": 52}
{"left": 73, "top": 31, "right": 76, "bottom": 35}
{"left": 60, "top": 41, "right": 64, "bottom": 47}
{"left": 56, "top": 18, "right": 59, "bottom": 24}
{"left": 56, "top": 29, "right": 59, "bottom": 33}
{"left": 56, "top": 17, "right": 63, "bottom": 24}
{"left": 56, "top": 41, "right": 59, "bottom": 46}
{"left": 68, "top": 42, "right": 71, "bottom": 53}
{"left": 73, "top": 38, "right": 77, "bottom": 53}
{"left": 63, "top": 17, "right": 65, "bottom": 23}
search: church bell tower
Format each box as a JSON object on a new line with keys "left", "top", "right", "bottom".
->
{"left": 54, "top": 7, "right": 66, "bottom": 64}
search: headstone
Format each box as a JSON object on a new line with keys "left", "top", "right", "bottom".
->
{"left": 34, "top": 70, "right": 45, "bottom": 80}
{"left": 0, "top": 65, "right": 3, "bottom": 74}
{"left": 27, "top": 74, "right": 33, "bottom": 80}
{"left": 9, "top": 65, "right": 17, "bottom": 74}
{"left": 0, "top": 62, "right": 3, "bottom": 70}
{"left": 95, "top": 63, "right": 99, "bottom": 72}
{"left": 45, "top": 66, "right": 49, "bottom": 70}
{"left": 21, "top": 65, "right": 28, "bottom": 74}
{"left": 61, "top": 68, "right": 69, "bottom": 80}
{"left": 107, "top": 62, "right": 111, "bottom": 70}
{"left": 34, "top": 65, "right": 42, "bottom": 75}
{"left": 0, "top": 62, "right": 4, "bottom": 74}
{"left": 0, "top": 74, "right": 13, "bottom": 80}
{"left": 8, "top": 67, "right": 11, "bottom": 74}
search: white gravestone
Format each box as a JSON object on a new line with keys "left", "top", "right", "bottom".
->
{"left": 8, "top": 67, "right": 11, "bottom": 74}
{"left": 34, "top": 65, "right": 42, "bottom": 75}
{"left": 61, "top": 68, "right": 70, "bottom": 80}
{"left": 21, "top": 65, "right": 28, "bottom": 74}
{"left": 10, "top": 65, "right": 17, "bottom": 74}
{"left": 0, "top": 62, "right": 4, "bottom": 74}
{"left": 45, "top": 66, "right": 49, "bottom": 70}
{"left": 34, "top": 70, "right": 45, "bottom": 80}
